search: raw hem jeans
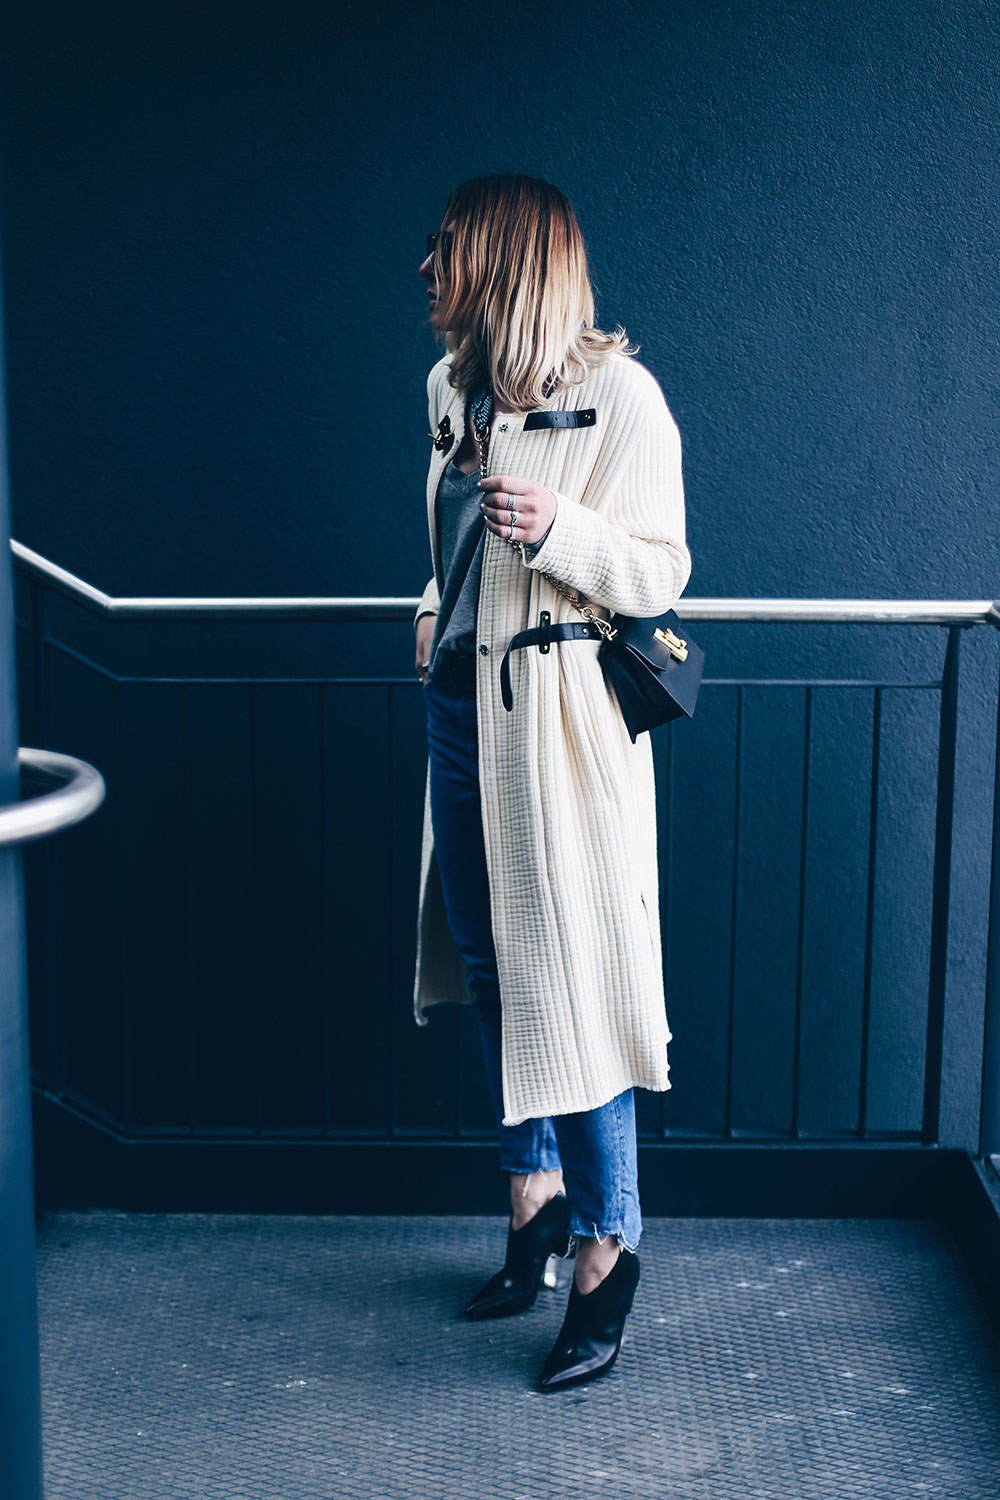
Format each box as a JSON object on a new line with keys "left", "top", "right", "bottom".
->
{"left": 424, "top": 670, "right": 642, "bottom": 1251}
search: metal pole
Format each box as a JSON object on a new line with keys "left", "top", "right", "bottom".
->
{"left": 0, "top": 848, "right": 43, "bottom": 1496}
{"left": 0, "top": 221, "right": 44, "bottom": 1494}
{"left": 979, "top": 635, "right": 1000, "bottom": 1161}
{"left": 923, "top": 625, "right": 962, "bottom": 1146}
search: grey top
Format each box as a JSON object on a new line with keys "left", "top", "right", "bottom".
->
{"left": 427, "top": 461, "right": 486, "bottom": 680}
{"left": 425, "top": 458, "right": 553, "bottom": 682}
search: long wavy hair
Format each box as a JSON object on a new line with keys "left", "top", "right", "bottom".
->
{"left": 428, "top": 173, "right": 635, "bottom": 412}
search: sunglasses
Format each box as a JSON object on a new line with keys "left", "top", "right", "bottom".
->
{"left": 426, "top": 230, "right": 453, "bottom": 269}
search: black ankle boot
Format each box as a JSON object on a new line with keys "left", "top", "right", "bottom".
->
{"left": 538, "top": 1248, "right": 640, "bottom": 1392}
{"left": 463, "top": 1193, "right": 572, "bottom": 1321}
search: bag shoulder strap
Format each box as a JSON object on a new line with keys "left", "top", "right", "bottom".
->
{"left": 473, "top": 417, "right": 615, "bottom": 642}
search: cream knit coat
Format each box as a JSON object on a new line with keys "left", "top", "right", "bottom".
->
{"left": 413, "top": 350, "right": 692, "bottom": 1126}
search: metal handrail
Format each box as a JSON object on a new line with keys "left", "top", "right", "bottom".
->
{"left": 12, "top": 534, "right": 1000, "bottom": 1161}
{"left": 11, "top": 540, "right": 1000, "bottom": 627}
{"left": 0, "top": 749, "right": 106, "bottom": 847}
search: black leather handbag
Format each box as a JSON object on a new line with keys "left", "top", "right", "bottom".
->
{"left": 596, "top": 607, "right": 704, "bottom": 741}
{"left": 500, "top": 603, "right": 704, "bottom": 742}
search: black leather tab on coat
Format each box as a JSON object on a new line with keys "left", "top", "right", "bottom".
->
{"left": 431, "top": 414, "right": 455, "bottom": 452}
{"left": 500, "top": 621, "right": 601, "bottom": 711}
{"left": 523, "top": 409, "right": 597, "bottom": 430}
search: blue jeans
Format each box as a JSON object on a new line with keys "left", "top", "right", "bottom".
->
{"left": 424, "top": 670, "right": 642, "bottom": 1250}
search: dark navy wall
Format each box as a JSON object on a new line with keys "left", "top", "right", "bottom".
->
{"left": 0, "top": 1, "right": 997, "bottom": 1155}
{"left": 1, "top": 1, "right": 997, "bottom": 601}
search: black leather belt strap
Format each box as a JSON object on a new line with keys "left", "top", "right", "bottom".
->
{"left": 500, "top": 616, "right": 603, "bottom": 711}
{"left": 523, "top": 409, "right": 597, "bottom": 430}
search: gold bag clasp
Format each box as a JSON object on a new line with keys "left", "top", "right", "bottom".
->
{"left": 653, "top": 626, "right": 688, "bottom": 661}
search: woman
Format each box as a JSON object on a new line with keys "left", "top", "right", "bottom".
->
{"left": 412, "top": 174, "right": 691, "bottom": 1392}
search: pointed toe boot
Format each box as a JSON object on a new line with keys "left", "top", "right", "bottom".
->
{"left": 538, "top": 1247, "right": 640, "bottom": 1392}
{"left": 464, "top": 1193, "right": 572, "bottom": 1321}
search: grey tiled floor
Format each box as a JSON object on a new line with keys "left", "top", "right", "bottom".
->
{"left": 35, "top": 1213, "right": 1000, "bottom": 1499}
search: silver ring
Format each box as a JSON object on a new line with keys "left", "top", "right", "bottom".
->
{"left": 510, "top": 511, "right": 519, "bottom": 531}
{"left": 507, "top": 493, "right": 516, "bottom": 512}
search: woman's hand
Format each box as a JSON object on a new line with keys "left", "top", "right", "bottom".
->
{"left": 415, "top": 613, "right": 435, "bottom": 684}
{"left": 479, "top": 475, "right": 557, "bottom": 547}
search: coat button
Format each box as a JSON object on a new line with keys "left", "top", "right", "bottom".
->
{"left": 479, "top": 644, "right": 489, "bottom": 656}
{"left": 499, "top": 422, "right": 508, "bottom": 432}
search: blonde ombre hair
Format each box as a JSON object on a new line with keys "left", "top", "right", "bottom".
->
{"left": 430, "top": 174, "right": 635, "bottom": 412}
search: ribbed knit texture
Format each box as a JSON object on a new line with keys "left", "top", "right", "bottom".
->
{"left": 413, "top": 352, "right": 692, "bottom": 1126}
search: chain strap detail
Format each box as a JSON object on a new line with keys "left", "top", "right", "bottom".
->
{"left": 473, "top": 416, "right": 522, "bottom": 555}
{"left": 470, "top": 393, "right": 614, "bottom": 639}
{"left": 474, "top": 400, "right": 616, "bottom": 642}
